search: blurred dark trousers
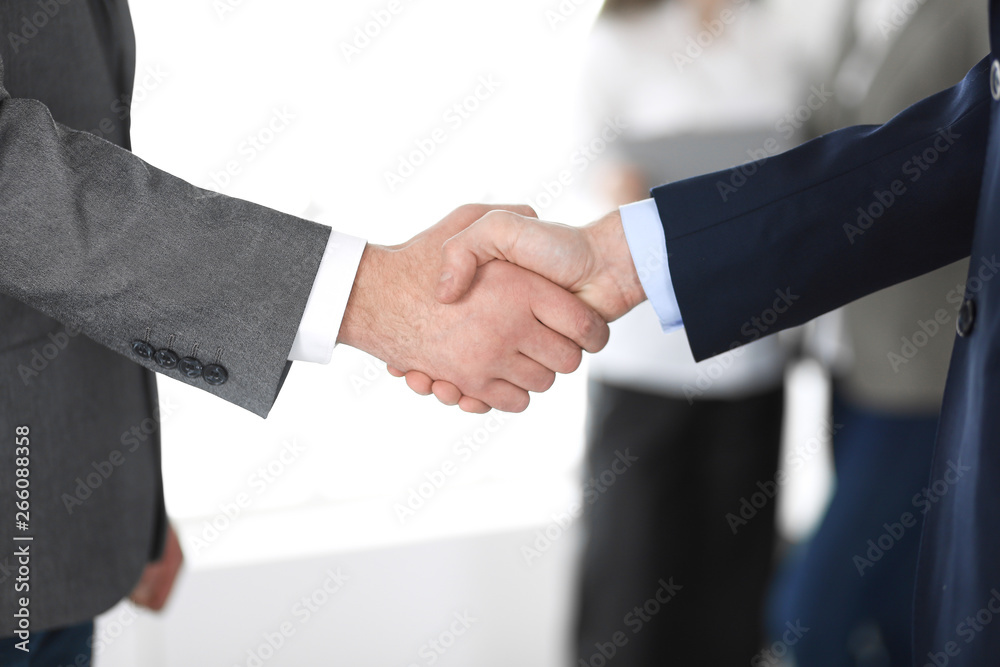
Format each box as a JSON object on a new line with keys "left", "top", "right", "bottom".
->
{"left": 767, "top": 389, "right": 938, "bottom": 667}
{"left": 0, "top": 620, "right": 93, "bottom": 666}
{"left": 575, "top": 381, "right": 784, "bottom": 666}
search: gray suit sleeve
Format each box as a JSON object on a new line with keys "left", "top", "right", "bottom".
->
{"left": 0, "top": 65, "right": 332, "bottom": 418}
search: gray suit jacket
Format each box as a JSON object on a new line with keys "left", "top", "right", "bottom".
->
{"left": 0, "top": 0, "right": 330, "bottom": 635}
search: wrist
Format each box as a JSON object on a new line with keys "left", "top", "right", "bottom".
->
{"left": 583, "top": 209, "right": 647, "bottom": 319}
{"left": 338, "top": 242, "right": 432, "bottom": 368}
{"left": 338, "top": 244, "right": 390, "bottom": 356}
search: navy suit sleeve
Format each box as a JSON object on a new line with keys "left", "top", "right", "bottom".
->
{"left": 653, "top": 56, "right": 993, "bottom": 361}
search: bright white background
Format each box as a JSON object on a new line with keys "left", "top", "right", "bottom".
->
{"left": 93, "top": 1, "right": 844, "bottom": 665}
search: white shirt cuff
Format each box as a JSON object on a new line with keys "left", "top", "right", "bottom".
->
{"left": 619, "top": 199, "right": 684, "bottom": 332}
{"left": 288, "top": 231, "right": 367, "bottom": 364}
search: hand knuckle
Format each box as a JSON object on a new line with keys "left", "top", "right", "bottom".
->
{"left": 576, "top": 310, "right": 597, "bottom": 340}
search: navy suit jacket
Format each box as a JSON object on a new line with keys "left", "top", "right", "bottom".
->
{"left": 651, "top": 5, "right": 1000, "bottom": 664}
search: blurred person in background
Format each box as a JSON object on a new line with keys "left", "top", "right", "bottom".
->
{"left": 572, "top": 0, "right": 809, "bottom": 663}
{"left": 765, "top": 0, "right": 989, "bottom": 664}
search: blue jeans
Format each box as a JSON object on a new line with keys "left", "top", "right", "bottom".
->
{"left": 767, "top": 390, "right": 939, "bottom": 667}
{"left": 0, "top": 620, "right": 93, "bottom": 666}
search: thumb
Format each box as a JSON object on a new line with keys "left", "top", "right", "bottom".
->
{"left": 436, "top": 211, "right": 524, "bottom": 303}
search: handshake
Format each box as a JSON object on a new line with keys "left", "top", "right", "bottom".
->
{"left": 338, "top": 204, "right": 649, "bottom": 413}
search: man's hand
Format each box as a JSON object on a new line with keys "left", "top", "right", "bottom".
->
{"left": 339, "top": 205, "right": 610, "bottom": 413}
{"left": 130, "top": 523, "right": 183, "bottom": 611}
{"left": 392, "top": 208, "right": 647, "bottom": 412}
{"left": 436, "top": 209, "right": 646, "bottom": 322}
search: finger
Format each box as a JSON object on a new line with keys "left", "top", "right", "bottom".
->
{"left": 438, "top": 204, "right": 539, "bottom": 240}
{"left": 431, "top": 380, "right": 463, "bottom": 406}
{"left": 130, "top": 580, "right": 153, "bottom": 608}
{"left": 475, "top": 379, "right": 531, "bottom": 413}
{"left": 505, "top": 353, "right": 557, "bottom": 394}
{"left": 517, "top": 322, "right": 584, "bottom": 375}
{"left": 458, "top": 396, "right": 492, "bottom": 414}
{"left": 387, "top": 365, "right": 405, "bottom": 378}
{"left": 528, "top": 277, "right": 610, "bottom": 354}
{"left": 436, "top": 211, "right": 527, "bottom": 304}
{"left": 490, "top": 204, "right": 537, "bottom": 219}
{"left": 405, "top": 371, "right": 434, "bottom": 396}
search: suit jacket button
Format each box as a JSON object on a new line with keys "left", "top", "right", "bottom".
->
{"left": 154, "top": 349, "right": 180, "bottom": 369}
{"left": 131, "top": 340, "right": 155, "bottom": 359}
{"left": 179, "top": 357, "right": 204, "bottom": 378}
{"left": 203, "top": 364, "right": 229, "bottom": 386}
{"left": 957, "top": 299, "right": 976, "bottom": 337}
{"left": 992, "top": 60, "right": 1000, "bottom": 101}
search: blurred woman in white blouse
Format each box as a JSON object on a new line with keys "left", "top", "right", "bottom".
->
{"left": 574, "top": 0, "right": 809, "bottom": 664}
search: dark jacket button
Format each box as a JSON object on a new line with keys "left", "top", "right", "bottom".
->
{"left": 179, "top": 357, "right": 204, "bottom": 378}
{"left": 957, "top": 299, "right": 976, "bottom": 337}
{"left": 131, "top": 340, "right": 155, "bottom": 359}
{"left": 154, "top": 349, "right": 180, "bottom": 369}
{"left": 203, "top": 364, "right": 229, "bottom": 386}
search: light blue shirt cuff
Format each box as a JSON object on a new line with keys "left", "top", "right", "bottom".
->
{"left": 619, "top": 199, "right": 684, "bottom": 332}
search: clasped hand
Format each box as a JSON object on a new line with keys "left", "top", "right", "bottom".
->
{"left": 339, "top": 204, "right": 645, "bottom": 413}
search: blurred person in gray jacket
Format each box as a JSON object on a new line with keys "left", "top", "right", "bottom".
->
{"left": 765, "top": 0, "right": 989, "bottom": 664}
